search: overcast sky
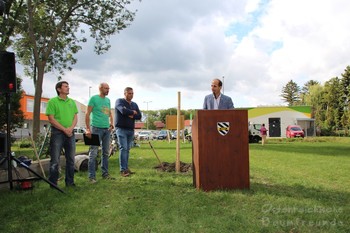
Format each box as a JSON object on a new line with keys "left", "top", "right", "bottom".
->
{"left": 20, "top": 0, "right": 350, "bottom": 111}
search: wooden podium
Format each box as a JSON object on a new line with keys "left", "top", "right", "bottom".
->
{"left": 192, "top": 110, "right": 250, "bottom": 191}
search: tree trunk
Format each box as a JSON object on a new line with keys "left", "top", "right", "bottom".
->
{"left": 32, "top": 64, "right": 45, "bottom": 139}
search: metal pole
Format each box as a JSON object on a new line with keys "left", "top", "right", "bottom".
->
{"left": 5, "top": 93, "right": 13, "bottom": 189}
{"left": 89, "top": 86, "right": 92, "bottom": 98}
{"left": 222, "top": 76, "right": 225, "bottom": 94}
{"left": 143, "top": 101, "right": 152, "bottom": 130}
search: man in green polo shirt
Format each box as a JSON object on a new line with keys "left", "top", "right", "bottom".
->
{"left": 46, "top": 81, "right": 78, "bottom": 188}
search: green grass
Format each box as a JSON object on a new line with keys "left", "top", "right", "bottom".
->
{"left": 0, "top": 138, "right": 349, "bottom": 233}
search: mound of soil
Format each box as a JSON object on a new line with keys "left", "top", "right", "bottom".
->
{"left": 153, "top": 161, "right": 192, "bottom": 173}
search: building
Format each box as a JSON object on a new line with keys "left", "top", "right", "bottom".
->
{"left": 246, "top": 106, "right": 315, "bottom": 137}
{"left": 15, "top": 92, "right": 87, "bottom": 139}
{"left": 184, "top": 106, "right": 315, "bottom": 138}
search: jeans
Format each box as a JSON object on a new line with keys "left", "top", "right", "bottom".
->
{"left": 116, "top": 128, "right": 134, "bottom": 172}
{"left": 49, "top": 127, "right": 76, "bottom": 186}
{"left": 88, "top": 126, "right": 110, "bottom": 179}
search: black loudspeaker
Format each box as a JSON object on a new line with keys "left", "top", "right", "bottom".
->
{"left": 0, "top": 51, "right": 17, "bottom": 93}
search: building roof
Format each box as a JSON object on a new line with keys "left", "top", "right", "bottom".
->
{"left": 135, "top": 122, "right": 145, "bottom": 129}
{"left": 154, "top": 121, "right": 165, "bottom": 128}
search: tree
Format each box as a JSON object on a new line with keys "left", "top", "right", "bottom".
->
{"left": 1, "top": 2, "right": 25, "bottom": 136}
{"left": 0, "top": 0, "right": 26, "bottom": 51}
{"left": 340, "top": 66, "right": 350, "bottom": 131}
{"left": 281, "top": 80, "right": 301, "bottom": 106}
{"left": 300, "top": 80, "right": 320, "bottom": 105}
{"left": 323, "top": 77, "right": 342, "bottom": 130}
{"left": 158, "top": 108, "right": 178, "bottom": 124}
{"left": 303, "top": 83, "right": 324, "bottom": 125}
{"left": 7, "top": 0, "right": 140, "bottom": 138}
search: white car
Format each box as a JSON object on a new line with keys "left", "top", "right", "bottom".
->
{"left": 74, "top": 127, "right": 86, "bottom": 142}
{"left": 137, "top": 131, "right": 151, "bottom": 140}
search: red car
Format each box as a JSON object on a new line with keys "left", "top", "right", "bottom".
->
{"left": 286, "top": 125, "right": 305, "bottom": 138}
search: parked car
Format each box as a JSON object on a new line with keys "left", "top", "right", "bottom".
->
{"left": 74, "top": 127, "right": 86, "bottom": 142}
{"left": 171, "top": 131, "right": 177, "bottom": 140}
{"left": 171, "top": 130, "right": 183, "bottom": 140}
{"left": 137, "top": 131, "right": 151, "bottom": 140}
{"left": 157, "top": 130, "right": 168, "bottom": 140}
{"left": 149, "top": 131, "right": 157, "bottom": 140}
{"left": 286, "top": 125, "right": 305, "bottom": 138}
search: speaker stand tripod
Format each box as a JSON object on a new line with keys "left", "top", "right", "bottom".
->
{"left": 0, "top": 92, "right": 65, "bottom": 193}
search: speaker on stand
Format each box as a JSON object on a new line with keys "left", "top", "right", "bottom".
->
{"left": 0, "top": 51, "right": 17, "bottom": 93}
{"left": 0, "top": 51, "right": 64, "bottom": 193}
{"left": 0, "top": 132, "right": 7, "bottom": 170}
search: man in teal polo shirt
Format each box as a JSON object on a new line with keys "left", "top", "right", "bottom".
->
{"left": 85, "top": 82, "right": 115, "bottom": 183}
{"left": 46, "top": 81, "right": 78, "bottom": 188}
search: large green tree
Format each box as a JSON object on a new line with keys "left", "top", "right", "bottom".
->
{"left": 5, "top": 0, "right": 139, "bottom": 138}
{"left": 0, "top": 0, "right": 26, "bottom": 50}
{"left": 339, "top": 66, "right": 350, "bottom": 130}
{"left": 281, "top": 80, "right": 301, "bottom": 106}
{"left": 323, "top": 77, "right": 342, "bottom": 130}
{"left": 300, "top": 80, "right": 320, "bottom": 105}
{"left": 1, "top": 1, "right": 25, "bottom": 135}
{"left": 303, "top": 84, "right": 325, "bottom": 130}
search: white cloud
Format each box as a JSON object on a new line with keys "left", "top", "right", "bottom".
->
{"left": 20, "top": 0, "right": 350, "bottom": 110}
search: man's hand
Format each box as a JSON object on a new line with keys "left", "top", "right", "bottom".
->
{"left": 64, "top": 128, "right": 73, "bottom": 137}
{"left": 109, "top": 124, "right": 114, "bottom": 132}
{"left": 85, "top": 128, "right": 92, "bottom": 138}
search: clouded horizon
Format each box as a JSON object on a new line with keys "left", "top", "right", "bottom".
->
{"left": 20, "top": 0, "right": 350, "bottom": 111}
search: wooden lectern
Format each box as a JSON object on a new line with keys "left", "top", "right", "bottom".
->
{"left": 192, "top": 110, "right": 250, "bottom": 191}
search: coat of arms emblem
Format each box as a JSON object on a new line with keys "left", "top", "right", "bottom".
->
{"left": 217, "top": 122, "right": 230, "bottom": 136}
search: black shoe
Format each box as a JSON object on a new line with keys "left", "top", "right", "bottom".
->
{"left": 66, "top": 183, "right": 76, "bottom": 188}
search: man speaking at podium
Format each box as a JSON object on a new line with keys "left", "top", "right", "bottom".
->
{"left": 203, "top": 78, "right": 234, "bottom": 110}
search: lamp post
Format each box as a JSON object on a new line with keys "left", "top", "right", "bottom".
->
{"left": 143, "top": 101, "right": 152, "bottom": 130}
{"left": 222, "top": 76, "right": 225, "bottom": 94}
{"left": 89, "top": 86, "right": 92, "bottom": 98}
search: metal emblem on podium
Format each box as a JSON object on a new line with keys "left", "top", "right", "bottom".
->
{"left": 217, "top": 122, "right": 230, "bottom": 136}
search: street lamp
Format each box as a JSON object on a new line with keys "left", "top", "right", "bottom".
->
{"left": 143, "top": 101, "right": 152, "bottom": 130}
{"left": 222, "top": 76, "right": 225, "bottom": 94}
{"left": 89, "top": 86, "right": 92, "bottom": 98}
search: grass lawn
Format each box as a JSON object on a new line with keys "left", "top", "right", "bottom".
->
{"left": 0, "top": 138, "right": 349, "bottom": 233}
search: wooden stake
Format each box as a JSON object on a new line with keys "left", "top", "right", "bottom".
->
{"left": 29, "top": 132, "right": 46, "bottom": 178}
{"left": 176, "top": 91, "right": 181, "bottom": 173}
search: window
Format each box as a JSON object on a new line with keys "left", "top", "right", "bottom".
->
{"left": 41, "top": 102, "right": 47, "bottom": 113}
{"left": 26, "top": 99, "right": 48, "bottom": 113}
{"left": 26, "top": 99, "right": 34, "bottom": 112}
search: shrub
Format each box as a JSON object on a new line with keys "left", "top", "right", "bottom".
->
{"left": 19, "top": 140, "right": 32, "bottom": 148}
